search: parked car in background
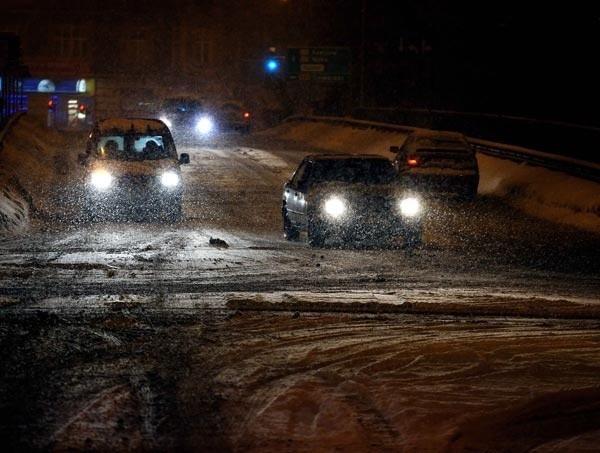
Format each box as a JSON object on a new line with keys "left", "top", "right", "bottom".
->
{"left": 282, "top": 154, "right": 423, "bottom": 248}
{"left": 215, "top": 101, "right": 252, "bottom": 134}
{"left": 158, "top": 97, "right": 214, "bottom": 140}
{"left": 390, "top": 129, "right": 479, "bottom": 200}
{"left": 78, "top": 118, "right": 190, "bottom": 221}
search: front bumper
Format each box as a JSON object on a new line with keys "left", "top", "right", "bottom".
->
{"left": 84, "top": 179, "right": 182, "bottom": 220}
{"left": 319, "top": 215, "right": 421, "bottom": 240}
{"left": 403, "top": 174, "right": 479, "bottom": 199}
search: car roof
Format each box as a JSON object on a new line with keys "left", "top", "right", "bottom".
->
{"left": 408, "top": 129, "right": 467, "bottom": 140}
{"left": 162, "top": 97, "right": 203, "bottom": 107}
{"left": 95, "top": 117, "right": 170, "bottom": 134}
{"left": 220, "top": 101, "right": 246, "bottom": 109}
{"left": 307, "top": 154, "right": 391, "bottom": 162}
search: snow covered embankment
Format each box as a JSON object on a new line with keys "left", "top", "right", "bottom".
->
{"left": 0, "top": 116, "right": 69, "bottom": 236}
{"left": 0, "top": 171, "right": 29, "bottom": 235}
{"left": 261, "top": 120, "right": 600, "bottom": 233}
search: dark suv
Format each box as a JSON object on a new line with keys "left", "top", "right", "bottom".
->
{"left": 158, "top": 97, "right": 214, "bottom": 140}
{"left": 78, "top": 118, "right": 190, "bottom": 221}
{"left": 215, "top": 101, "right": 252, "bottom": 134}
{"left": 391, "top": 129, "right": 479, "bottom": 200}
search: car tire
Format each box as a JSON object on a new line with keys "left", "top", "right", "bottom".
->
{"left": 164, "top": 204, "right": 183, "bottom": 223}
{"left": 458, "top": 186, "right": 477, "bottom": 201}
{"left": 467, "top": 186, "right": 478, "bottom": 201}
{"left": 307, "top": 215, "right": 326, "bottom": 247}
{"left": 282, "top": 208, "right": 300, "bottom": 241}
{"left": 82, "top": 202, "right": 99, "bottom": 223}
{"left": 404, "top": 226, "right": 422, "bottom": 250}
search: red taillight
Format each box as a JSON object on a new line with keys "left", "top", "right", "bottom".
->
{"left": 243, "top": 111, "right": 250, "bottom": 119}
{"left": 407, "top": 157, "right": 418, "bottom": 166}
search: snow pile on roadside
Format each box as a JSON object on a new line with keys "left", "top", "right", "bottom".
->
{"left": 262, "top": 120, "right": 600, "bottom": 233}
{"left": 477, "top": 154, "right": 600, "bottom": 232}
{"left": 0, "top": 171, "right": 29, "bottom": 235}
{"left": 0, "top": 116, "right": 64, "bottom": 235}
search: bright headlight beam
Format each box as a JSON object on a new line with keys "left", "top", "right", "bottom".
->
{"left": 90, "top": 169, "right": 113, "bottom": 190}
{"left": 399, "top": 197, "right": 421, "bottom": 217}
{"left": 161, "top": 171, "right": 180, "bottom": 188}
{"left": 196, "top": 116, "right": 214, "bottom": 135}
{"left": 324, "top": 197, "right": 347, "bottom": 218}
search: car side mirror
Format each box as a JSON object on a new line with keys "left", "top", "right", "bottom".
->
{"left": 389, "top": 146, "right": 400, "bottom": 154}
{"left": 179, "top": 153, "right": 190, "bottom": 164}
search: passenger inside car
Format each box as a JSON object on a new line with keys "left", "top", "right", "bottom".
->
{"left": 143, "top": 139, "right": 163, "bottom": 159}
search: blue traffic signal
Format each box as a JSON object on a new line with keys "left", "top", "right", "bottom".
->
{"left": 265, "top": 58, "right": 280, "bottom": 73}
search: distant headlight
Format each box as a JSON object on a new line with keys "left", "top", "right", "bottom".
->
{"left": 90, "top": 169, "right": 113, "bottom": 190}
{"left": 161, "top": 171, "right": 180, "bottom": 188}
{"left": 399, "top": 197, "right": 421, "bottom": 217}
{"left": 196, "top": 116, "right": 214, "bottom": 135}
{"left": 160, "top": 117, "right": 172, "bottom": 128}
{"left": 324, "top": 196, "right": 347, "bottom": 218}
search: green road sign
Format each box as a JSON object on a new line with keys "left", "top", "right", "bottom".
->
{"left": 287, "top": 47, "right": 351, "bottom": 82}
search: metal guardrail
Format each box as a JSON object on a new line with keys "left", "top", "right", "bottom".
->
{"left": 468, "top": 139, "right": 600, "bottom": 183}
{"left": 285, "top": 115, "right": 600, "bottom": 183}
{"left": 353, "top": 107, "right": 600, "bottom": 165}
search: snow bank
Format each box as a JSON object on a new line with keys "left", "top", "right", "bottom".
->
{"left": 0, "top": 171, "right": 29, "bottom": 235}
{"left": 478, "top": 155, "right": 600, "bottom": 231}
{"left": 261, "top": 120, "right": 600, "bottom": 233}
{"left": 0, "top": 116, "right": 67, "bottom": 236}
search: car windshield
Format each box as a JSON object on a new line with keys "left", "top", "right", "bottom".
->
{"left": 312, "top": 159, "right": 399, "bottom": 185}
{"left": 162, "top": 98, "right": 203, "bottom": 113}
{"left": 95, "top": 134, "right": 173, "bottom": 161}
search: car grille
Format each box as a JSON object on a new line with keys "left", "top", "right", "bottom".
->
{"left": 354, "top": 194, "right": 391, "bottom": 210}
{"left": 116, "top": 175, "right": 156, "bottom": 189}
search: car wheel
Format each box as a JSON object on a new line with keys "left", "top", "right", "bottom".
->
{"left": 82, "top": 202, "right": 99, "bottom": 223}
{"left": 307, "top": 215, "right": 326, "bottom": 247}
{"left": 404, "top": 226, "right": 422, "bottom": 250}
{"left": 467, "top": 187, "right": 478, "bottom": 201}
{"left": 282, "top": 207, "right": 300, "bottom": 241}
{"left": 164, "top": 204, "right": 183, "bottom": 223}
{"left": 458, "top": 187, "right": 477, "bottom": 201}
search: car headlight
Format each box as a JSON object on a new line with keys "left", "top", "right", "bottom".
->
{"left": 160, "top": 117, "right": 172, "bottom": 128}
{"left": 196, "top": 116, "right": 214, "bottom": 135}
{"left": 90, "top": 169, "right": 113, "bottom": 190}
{"left": 324, "top": 196, "right": 347, "bottom": 218}
{"left": 161, "top": 170, "right": 180, "bottom": 188}
{"left": 399, "top": 197, "right": 421, "bottom": 217}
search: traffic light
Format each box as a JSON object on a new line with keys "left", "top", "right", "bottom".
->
{"left": 265, "top": 57, "right": 280, "bottom": 73}
{"left": 78, "top": 103, "right": 88, "bottom": 119}
{"left": 264, "top": 47, "right": 281, "bottom": 74}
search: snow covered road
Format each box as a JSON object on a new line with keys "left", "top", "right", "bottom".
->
{"left": 0, "top": 117, "right": 599, "bottom": 451}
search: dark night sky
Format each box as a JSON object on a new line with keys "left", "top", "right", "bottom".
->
{"left": 357, "top": 1, "right": 600, "bottom": 123}
{"left": 4, "top": 0, "right": 599, "bottom": 124}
